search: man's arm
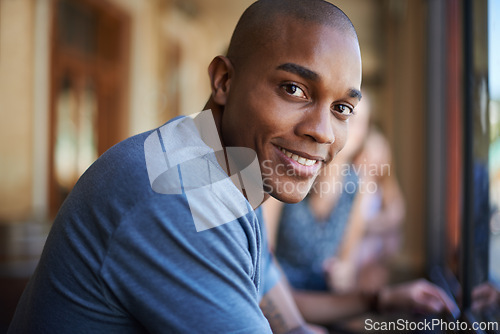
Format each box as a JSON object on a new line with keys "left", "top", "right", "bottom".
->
{"left": 260, "top": 276, "right": 328, "bottom": 334}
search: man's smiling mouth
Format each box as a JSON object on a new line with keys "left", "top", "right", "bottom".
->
{"left": 278, "top": 147, "right": 318, "bottom": 166}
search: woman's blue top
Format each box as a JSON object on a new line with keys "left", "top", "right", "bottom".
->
{"left": 274, "top": 171, "right": 359, "bottom": 291}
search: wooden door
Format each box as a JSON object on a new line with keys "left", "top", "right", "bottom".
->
{"left": 48, "top": 0, "right": 130, "bottom": 217}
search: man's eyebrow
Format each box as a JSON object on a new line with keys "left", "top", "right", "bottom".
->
{"left": 276, "top": 63, "right": 319, "bottom": 81}
{"left": 348, "top": 89, "right": 362, "bottom": 101}
{"left": 277, "top": 63, "right": 362, "bottom": 101}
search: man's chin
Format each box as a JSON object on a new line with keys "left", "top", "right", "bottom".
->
{"left": 277, "top": 195, "right": 306, "bottom": 204}
{"left": 263, "top": 176, "right": 315, "bottom": 203}
{"left": 268, "top": 189, "right": 309, "bottom": 204}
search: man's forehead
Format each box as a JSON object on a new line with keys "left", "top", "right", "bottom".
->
{"left": 272, "top": 11, "right": 358, "bottom": 43}
{"left": 265, "top": 24, "right": 361, "bottom": 76}
{"left": 271, "top": 19, "right": 359, "bottom": 59}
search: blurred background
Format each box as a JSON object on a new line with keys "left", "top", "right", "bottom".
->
{"left": 0, "top": 0, "right": 498, "bottom": 332}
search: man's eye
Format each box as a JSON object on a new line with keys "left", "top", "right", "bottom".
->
{"left": 333, "top": 104, "right": 354, "bottom": 116}
{"left": 282, "top": 84, "right": 307, "bottom": 99}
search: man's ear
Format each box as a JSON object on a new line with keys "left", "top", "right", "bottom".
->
{"left": 208, "top": 56, "right": 234, "bottom": 106}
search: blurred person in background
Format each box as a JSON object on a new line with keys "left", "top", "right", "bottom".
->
{"left": 264, "top": 95, "right": 459, "bottom": 325}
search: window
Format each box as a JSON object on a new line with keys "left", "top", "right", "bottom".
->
{"left": 427, "top": 0, "right": 500, "bottom": 330}
{"left": 487, "top": 0, "right": 500, "bottom": 289}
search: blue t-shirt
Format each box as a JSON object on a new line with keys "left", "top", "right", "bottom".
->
{"left": 9, "top": 114, "right": 278, "bottom": 333}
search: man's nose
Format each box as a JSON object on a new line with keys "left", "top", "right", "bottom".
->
{"left": 296, "top": 104, "right": 336, "bottom": 144}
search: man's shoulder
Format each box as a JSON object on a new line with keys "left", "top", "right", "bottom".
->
{"left": 67, "top": 111, "right": 262, "bottom": 233}
{"left": 74, "top": 116, "right": 188, "bottom": 192}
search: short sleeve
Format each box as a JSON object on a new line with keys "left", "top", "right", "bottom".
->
{"left": 255, "top": 208, "right": 282, "bottom": 298}
{"left": 99, "top": 194, "right": 272, "bottom": 333}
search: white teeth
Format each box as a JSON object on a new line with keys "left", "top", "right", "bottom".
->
{"left": 280, "top": 147, "right": 317, "bottom": 166}
{"left": 281, "top": 148, "right": 293, "bottom": 158}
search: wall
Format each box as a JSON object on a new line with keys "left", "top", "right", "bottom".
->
{"left": 0, "top": 0, "right": 35, "bottom": 223}
{"left": 383, "top": 0, "right": 428, "bottom": 276}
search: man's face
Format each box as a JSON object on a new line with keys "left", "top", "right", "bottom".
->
{"left": 221, "top": 19, "right": 362, "bottom": 203}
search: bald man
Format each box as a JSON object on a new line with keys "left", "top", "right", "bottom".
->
{"left": 9, "top": 1, "right": 361, "bottom": 333}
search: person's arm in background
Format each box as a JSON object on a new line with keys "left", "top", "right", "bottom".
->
{"left": 364, "top": 172, "right": 406, "bottom": 235}
{"left": 291, "top": 279, "right": 459, "bottom": 325}
{"left": 323, "top": 193, "right": 365, "bottom": 293}
{"left": 472, "top": 282, "right": 500, "bottom": 312}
